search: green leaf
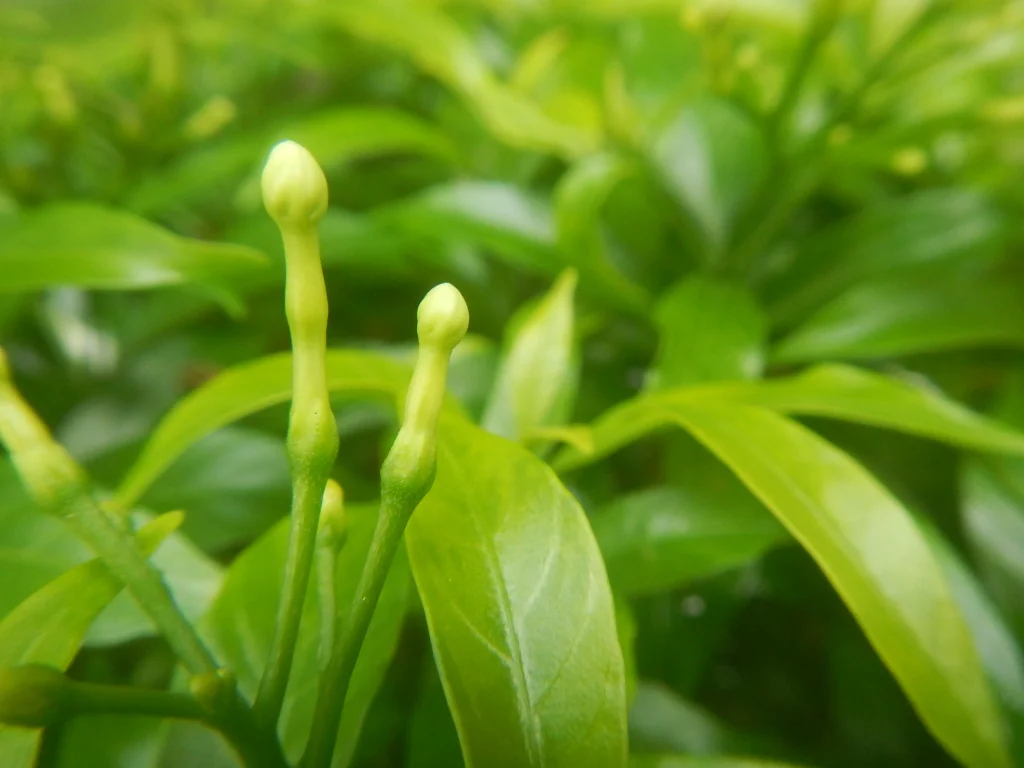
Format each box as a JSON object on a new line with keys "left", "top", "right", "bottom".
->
{"left": 0, "top": 512, "right": 183, "bottom": 768}
{"left": 869, "top": 0, "right": 932, "bottom": 59}
{"left": 923, "top": 523, "right": 1024, "bottom": 758}
{"left": 629, "top": 756, "right": 810, "bottom": 768}
{"left": 405, "top": 661, "right": 464, "bottom": 768}
{"left": 380, "top": 182, "right": 556, "bottom": 275}
{"left": 57, "top": 717, "right": 167, "bottom": 768}
{"left": 649, "top": 276, "right": 766, "bottom": 390}
{"left": 628, "top": 682, "right": 756, "bottom": 756}
{"left": 329, "top": 4, "right": 597, "bottom": 158}
{"left": 554, "top": 153, "right": 649, "bottom": 313}
{"left": 114, "top": 349, "right": 411, "bottom": 508}
{"left": 554, "top": 363, "right": 1024, "bottom": 473}
{"left": 129, "top": 107, "right": 458, "bottom": 215}
{"left": 962, "top": 461, "right": 1024, "bottom": 644}
{"left": 0, "top": 203, "right": 266, "bottom": 294}
{"left": 648, "top": 99, "right": 765, "bottom": 261}
{"left": 665, "top": 402, "right": 1010, "bottom": 768}
{"left": 774, "top": 262, "right": 1024, "bottom": 363}
{"left": 406, "top": 415, "right": 627, "bottom": 768}
{"left": 482, "top": 269, "right": 579, "bottom": 443}
{"left": 593, "top": 486, "right": 787, "bottom": 597}
{"left": 766, "top": 189, "right": 1006, "bottom": 327}
{"left": 615, "top": 598, "right": 638, "bottom": 706}
{"left": 202, "top": 505, "right": 411, "bottom": 766}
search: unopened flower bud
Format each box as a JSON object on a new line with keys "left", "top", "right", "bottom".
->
{"left": 317, "top": 479, "right": 348, "bottom": 551}
{"left": 261, "top": 140, "right": 328, "bottom": 230}
{"left": 0, "top": 665, "right": 70, "bottom": 728}
{"left": 417, "top": 283, "right": 470, "bottom": 353}
{"left": 189, "top": 668, "right": 235, "bottom": 714}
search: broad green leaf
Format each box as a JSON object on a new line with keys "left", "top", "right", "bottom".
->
{"left": 630, "top": 757, "right": 809, "bottom": 768}
{"left": 406, "top": 415, "right": 627, "bottom": 767}
{"left": 380, "top": 182, "right": 556, "bottom": 274}
{"left": 666, "top": 402, "right": 1010, "bottom": 768}
{"left": 115, "top": 349, "right": 411, "bottom": 508}
{"left": 766, "top": 189, "right": 1006, "bottom": 327}
{"left": 774, "top": 262, "right": 1024, "bottom": 363}
{"left": 628, "top": 682, "right": 756, "bottom": 756}
{"left": 202, "top": 505, "right": 410, "bottom": 766}
{"left": 482, "top": 269, "right": 579, "bottom": 442}
{"left": 0, "top": 203, "right": 266, "bottom": 293}
{"left": 554, "top": 153, "right": 649, "bottom": 313}
{"left": 648, "top": 99, "right": 765, "bottom": 261}
{"left": 129, "top": 107, "right": 458, "bottom": 215}
{"left": 0, "top": 512, "right": 182, "bottom": 768}
{"left": 924, "top": 523, "right": 1024, "bottom": 758}
{"left": 329, "top": 4, "right": 597, "bottom": 158}
{"left": 649, "top": 276, "right": 766, "bottom": 390}
{"left": 593, "top": 486, "right": 787, "bottom": 596}
{"left": 554, "top": 363, "right": 1024, "bottom": 472}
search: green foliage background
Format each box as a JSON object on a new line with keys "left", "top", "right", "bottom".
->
{"left": 1, "top": 0, "right": 1023, "bottom": 766}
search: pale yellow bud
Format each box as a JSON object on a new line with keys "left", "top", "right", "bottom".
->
{"left": 261, "top": 140, "right": 328, "bottom": 230}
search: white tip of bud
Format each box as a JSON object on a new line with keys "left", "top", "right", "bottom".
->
{"left": 261, "top": 140, "right": 328, "bottom": 229}
{"left": 417, "top": 283, "right": 469, "bottom": 352}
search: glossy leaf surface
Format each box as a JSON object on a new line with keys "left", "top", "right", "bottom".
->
{"left": 671, "top": 402, "right": 1010, "bottom": 768}
{"left": 407, "top": 415, "right": 627, "bottom": 767}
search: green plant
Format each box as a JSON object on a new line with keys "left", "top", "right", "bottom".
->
{"left": 0, "top": 0, "right": 1023, "bottom": 767}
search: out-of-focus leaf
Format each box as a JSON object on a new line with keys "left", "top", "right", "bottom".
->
{"left": 129, "top": 107, "right": 458, "bottom": 214}
{"left": 629, "top": 756, "right": 809, "bottom": 768}
{"left": 665, "top": 402, "right": 1011, "bottom": 768}
{"left": 405, "top": 661, "right": 464, "bottom": 768}
{"left": 924, "top": 523, "right": 1024, "bottom": 759}
{"left": 649, "top": 276, "right": 766, "bottom": 390}
{"left": 58, "top": 717, "right": 167, "bottom": 768}
{"left": 554, "top": 363, "right": 1024, "bottom": 472}
{"left": 114, "top": 349, "right": 411, "bottom": 508}
{"left": 869, "top": 0, "right": 933, "bottom": 58}
{"left": 136, "top": 427, "right": 291, "bottom": 552}
{"left": 615, "top": 597, "right": 638, "bottom": 706}
{"left": 593, "top": 486, "right": 787, "bottom": 597}
{"left": 774, "top": 262, "right": 1024, "bottom": 363}
{"left": 0, "top": 513, "right": 182, "bottom": 768}
{"left": 406, "top": 415, "right": 627, "bottom": 767}
{"left": 482, "top": 269, "right": 579, "bottom": 442}
{"left": 379, "top": 182, "right": 556, "bottom": 274}
{"left": 329, "top": 4, "right": 598, "bottom": 158}
{"left": 448, "top": 335, "right": 500, "bottom": 422}
{"left": 202, "top": 505, "right": 410, "bottom": 766}
{"left": 628, "top": 682, "right": 755, "bottom": 756}
{"left": 554, "top": 153, "right": 649, "bottom": 313}
{"left": 962, "top": 462, "right": 1024, "bottom": 644}
{"left": 0, "top": 204, "right": 266, "bottom": 293}
{"left": 767, "top": 189, "right": 1007, "bottom": 327}
{"left": 648, "top": 99, "right": 765, "bottom": 261}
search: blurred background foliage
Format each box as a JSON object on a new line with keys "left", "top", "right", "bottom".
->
{"left": 1, "top": 0, "right": 1024, "bottom": 766}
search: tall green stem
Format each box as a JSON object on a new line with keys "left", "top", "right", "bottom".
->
{"left": 255, "top": 141, "right": 339, "bottom": 728}
{"left": 302, "top": 284, "right": 468, "bottom": 768}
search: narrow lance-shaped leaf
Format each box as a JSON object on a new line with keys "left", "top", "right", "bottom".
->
{"left": 0, "top": 204, "right": 266, "bottom": 294}
{"left": 482, "top": 269, "right": 579, "bottom": 444}
{"left": 114, "top": 349, "right": 412, "bottom": 508}
{"left": 0, "top": 512, "right": 183, "bottom": 768}
{"left": 668, "top": 401, "right": 1010, "bottom": 768}
{"left": 554, "top": 363, "right": 1024, "bottom": 473}
{"left": 406, "top": 415, "right": 627, "bottom": 767}
{"left": 201, "top": 505, "right": 410, "bottom": 766}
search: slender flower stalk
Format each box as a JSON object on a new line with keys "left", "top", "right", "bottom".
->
{"left": 255, "top": 140, "right": 340, "bottom": 727}
{"left": 303, "top": 283, "right": 469, "bottom": 768}
{"left": 0, "top": 350, "right": 288, "bottom": 768}
{"left": 315, "top": 480, "right": 347, "bottom": 671}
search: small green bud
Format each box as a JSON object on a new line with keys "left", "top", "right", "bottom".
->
{"left": 417, "top": 283, "right": 470, "bottom": 353}
{"left": 189, "top": 668, "right": 235, "bottom": 714}
{"left": 317, "top": 479, "right": 348, "bottom": 551}
{"left": 261, "top": 140, "right": 328, "bottom": 230}
{"left": 0, "top": 665, "right": 70, "bottom": 728}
